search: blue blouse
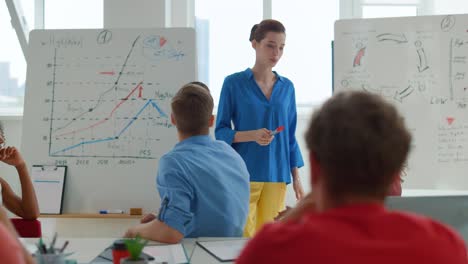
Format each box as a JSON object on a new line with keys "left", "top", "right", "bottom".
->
{"left": 215, "top": 68, "right": 304, "bottom": 184}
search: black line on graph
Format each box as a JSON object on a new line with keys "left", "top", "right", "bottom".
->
{"left": 53, "top": 35, "right": 141, "bottom": 133}
{"left": 48, "top": 48, "right": 57, "bottom": 156}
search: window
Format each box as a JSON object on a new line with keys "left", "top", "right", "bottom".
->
{"left": 272, "top": 0, "right": 339, "bottom": 106}
{"left": 195, "top": 0, "right": 338, "bottom": 107}
{"left": 356, "top": 0, "right": 420, "bottom": 18}
{"left": 0, "top": 0, "right": 103, "bottom": 115}
{"left": 195, "top": 0, "right": 263, "bottom": 105}
{"left": 430, "top": 0, "right": 468, "bottom": 15}
{"left": 44, "top": 0, "right": 103, "bottom": 29}
{"left": 362, "top": 5, "right": 418, "bottom": 18}
{"left": 0, "top": 0, "right": 33, "bottom": 115}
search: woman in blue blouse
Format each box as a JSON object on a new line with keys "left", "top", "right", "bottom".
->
{"left": 215, "top": 19, "right": 304, "bottom": 237}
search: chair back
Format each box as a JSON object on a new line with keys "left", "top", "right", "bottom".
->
{"left": 10, "top": 218, "right": 42, "bottom": 238}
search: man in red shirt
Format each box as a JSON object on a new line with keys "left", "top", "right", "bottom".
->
{"left": 237, "top": 91, "right": 468, "bottom": 264}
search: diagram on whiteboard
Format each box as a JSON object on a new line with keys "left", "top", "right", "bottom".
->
{"left": 336, "top": 15, "right": 468, "bottom": 106}
{"left": 334, "top": 15, "right": 468, "bottom": 189}
{"left": 23, "top": 29, "right": 197, "bottom": 161}
{"left": 21, "top": 28, "right": 196, "bottom": 214}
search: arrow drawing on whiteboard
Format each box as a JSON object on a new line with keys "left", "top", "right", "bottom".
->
{"left": 393, "top": 85, "right": 414, "bottom": 102}
{"left": 353, "top": 47, "right": 366, "bottom": 67}
{"left": 138, "top": 85, "right": 143, "bottom": 98}
{"left": 376, "top": 33, "right": 408, "bottom": 43}
{"left": 417, "top": 48, "right": 429, "bottom": 72}
{"left": 447, "top": 117, "right": 455, "bottom": 125}
{"left": 361, "top": 84, "right": 379, "bottom": 94}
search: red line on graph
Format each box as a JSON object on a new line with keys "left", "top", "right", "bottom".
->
{"left": 99, "top": 71, "right": 115, "bottom": 75}
{"left": 55, "top": 81, "right": 144, "bottom": 137}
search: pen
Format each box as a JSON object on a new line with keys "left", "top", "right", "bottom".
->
{"left": 59, "top": 241, "right": 69, "bottom": 253}
{"left": 49, "top": 232, "right": 58, "bottom": 253}
{"left": 99, "top": 209, "right": 124, "bottom": 214}
{"left": 39, "top": 237, "right": 47, "bottom": 254}
{"left": 270, "top": 126, "right": 284, "bottom": 136}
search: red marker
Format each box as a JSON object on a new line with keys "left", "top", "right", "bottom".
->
{"left": 271, "top": 126, "right": 284, "bottom": 136}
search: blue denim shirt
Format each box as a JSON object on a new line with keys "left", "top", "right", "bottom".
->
{"left": 157, "top": 135, "right": 250, "bottom": 238}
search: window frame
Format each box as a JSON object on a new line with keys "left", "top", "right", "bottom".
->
{"left": 346, "top": 0, "right": 433, "bottom": 18}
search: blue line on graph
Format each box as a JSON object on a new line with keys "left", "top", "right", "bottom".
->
{"left": 151, "top": 101, "right": 168, "bottom": 118}
{"left": 52, "top": 137, "right": 115, "bottom": 154}
{"left": 118, "top": 99, "right": 153, "bottom": 137}
{"left": 51, "top": 99, "right": 168, "bottom": 155}
{"left": 34, "top": 180, "right": 61, "bottom": 183}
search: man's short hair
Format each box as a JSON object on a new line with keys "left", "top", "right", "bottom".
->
{"left": 305, "top": 91, "right": 411, "bottom": 198}
{"left": 171, "top": 82, "right": 214, "bottom": 135}
{"left": 183, "top": 81, "right": 210, "bottom": 91}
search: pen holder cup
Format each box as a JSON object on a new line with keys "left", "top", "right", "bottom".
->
{"left": 35, "top": 253, "right": 66, "bottom": 264}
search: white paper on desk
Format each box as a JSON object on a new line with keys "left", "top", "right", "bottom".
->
{"left": 19, "top": 238, "right": 37, "bottom": 254}
{"left": 197, "top": 239, "right": 248, "bottom": 261}
{"left": 143, "top": 244, "right": 188, "bottom": 264}
{"left": 31, "top": 165, "right": 66, "bottom": 214}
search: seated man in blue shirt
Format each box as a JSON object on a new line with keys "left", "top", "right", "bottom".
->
{"left": 124, "top": 82, "right": 250, "bottom": 243}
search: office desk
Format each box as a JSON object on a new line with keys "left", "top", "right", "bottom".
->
{"left": 24, "top": 237, "right": 239, "bottom": 264}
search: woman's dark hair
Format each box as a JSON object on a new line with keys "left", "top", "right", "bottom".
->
{"left": 249, "top": 19, "right": 286, "bottom": 42}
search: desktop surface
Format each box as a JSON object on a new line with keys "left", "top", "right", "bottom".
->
{"left": 386, "top": 195, "right": 468, "bottom": 242}
{"left": 23, "top": 237, "right": 242, "bottom": 264}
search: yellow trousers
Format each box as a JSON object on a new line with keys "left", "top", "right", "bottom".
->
{"left": 243, "top": 182, "right": 286, "bottom": 237}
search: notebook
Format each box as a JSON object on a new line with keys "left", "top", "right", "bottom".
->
{"left": 196, "top": 239, "right": 248, "bottom": 262}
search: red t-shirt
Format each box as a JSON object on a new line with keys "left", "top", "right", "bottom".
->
{"left": 237, "top": 203, "right": 467, "bottom": 264}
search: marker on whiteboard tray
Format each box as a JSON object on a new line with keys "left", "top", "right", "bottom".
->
{"left": 270, "top": 126, "right": 284, "bottom": 136}
{"left": 99, "top": 209, "right": 124, "bottom": 214}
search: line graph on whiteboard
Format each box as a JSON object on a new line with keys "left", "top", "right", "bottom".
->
{"left": 41, "top": 32, "right": 186, "bottom": 159}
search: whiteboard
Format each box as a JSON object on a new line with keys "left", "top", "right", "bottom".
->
{"left": 22, "top": 28, "right": 196, "bottom": 213}
{"left": 334, "top": 14, "right": 468, "bottom": 189}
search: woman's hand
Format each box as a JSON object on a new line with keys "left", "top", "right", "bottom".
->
{"left": 293, "top": 178, "right": 305, "bottom": 200}
{"left": 291, "top": 167, "right": 304, "bottom": 200}
{"left": 0, "top": 147, "right": 25, "bottom": 167}
{"left": 251, "top": 128, "right": 274, "bottom": 146}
